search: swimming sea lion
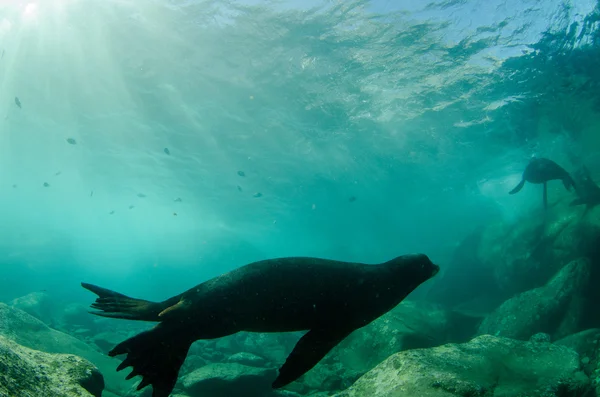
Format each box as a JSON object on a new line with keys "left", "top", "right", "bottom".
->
{"left": 509, "top": 157, "right": 575, "bottom": 209}
{"left": 570, "top": 164, "right": 600, "bottom": 212}
{"left": 82, "top": 254, "right": 439, "bottom": 397}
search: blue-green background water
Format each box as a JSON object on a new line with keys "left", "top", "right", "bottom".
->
{"left": 1, "top": 0, "right": 599, "bottom": 319}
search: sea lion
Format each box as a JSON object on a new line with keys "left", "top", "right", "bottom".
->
{"left": 570, "top": 164, "right": 600, "bottom": 211}
{"left": 82, "top": 254, "right": 439, "bottom": 397}
{"left": 509, "top": 157, "right": 575, "bottom": 209}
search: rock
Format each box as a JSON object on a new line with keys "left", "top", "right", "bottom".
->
{"left": 181, "top": 363, "right": 277, "bottom": 397}
{"left": 555, "top": 329, "right": 600, "bottom": 376}
{"left": 91, "top": 331, "right": 127, "bottom": 354}
{"left": 426, "top": 226, "right": 501, "bottom": 308}
{"left": 335, "top": 300, "right": 480, "bottom": 374}
{"left": 0, "top": 302, "right": 137, "bottom": 395}
{"left": 216, "top": 331, "right": 300, "bottom": 365}
{"left": 180, "top": 354, "right": 208, "bottom": 377}
{"left": 429, "top": 200, "right": 600, "bottom": 313}
{"left": 225, "top": 352, "right": 268, "bottom": 367}
{"left": 9, "top": 291, "right": 55, "bottom": 325}
{"left": 476, "top": 257, "right": 591, "bottom": 341}
{"left": 334, "top": 334, "right": 590, "bottom": 397}
{"left": 0, "top": 335, "right": 104, "bottom": 397}
{"left": 59, "top": 303, "right": 99, "bottom": 331}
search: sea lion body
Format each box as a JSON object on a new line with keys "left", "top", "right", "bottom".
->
{"left": 570, "top": 165, "right": 600, "bottom": 209}
{"left": 509, "top": 157, "right": 575, "bottom": 208}
{"left": 82, "top": 254, "right": 438, "bottom": 397}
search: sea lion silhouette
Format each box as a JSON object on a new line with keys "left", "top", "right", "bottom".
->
{"left": 82, "top": 254, "right": 439, "bottom": 397}
{"left": 569, "top": 164, "right": 600, "bottom": 212}
{"left": 509, "top": 157, "right": 575, "bottom": 209}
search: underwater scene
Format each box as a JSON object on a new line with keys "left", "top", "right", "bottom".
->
{"left": 2, "top": 0, "right": 600, "bottom": 396}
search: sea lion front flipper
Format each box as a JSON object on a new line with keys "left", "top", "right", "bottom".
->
{"left": 109, "top": 324, "right": 193, "bottom": 397}
{"left": 509, "top": 179, "right": 525, "bottom": 195}
{"left": 543, "top": 181, "right": 548, "bottom": 210}
{"left": 272, "top": 327, "right": 353, "bottom": 389}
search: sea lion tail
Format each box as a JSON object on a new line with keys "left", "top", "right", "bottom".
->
{"left": 81, "top": 282, "right": 163, "bottom": 322}
{"left": 109, "top": 324, "right": 192, "bottom": 397}
{"left": 509, "top": 179, "right": 525, "bottom": 195}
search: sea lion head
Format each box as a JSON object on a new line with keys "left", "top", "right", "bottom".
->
{"left": 386, "top": 253, "right": 440, "bottom": 285}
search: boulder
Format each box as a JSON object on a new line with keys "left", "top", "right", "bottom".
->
{"left": 225, "top": 352, "right": 268, "bottom": 367}
{"left": 335, "top": 300, "right": 480, "bottom": 374}
{"left": 477, "top": 258, "right": 591, "bottom": 341}
{"left": 180, "top": 362, "right": 279, "bottom": 397}
{"left": 334, "top": 334, "right": 590, "bottom": 397}
{"left": 555, "top": 329, "right": 600, "bottom": 376}
{"left": 0, "top": 302, "right": 137, "bottom": 396}
{"left": 8, "top": 291, "right": 55, "bottom": 325}
{"left": 0, "top": 335, "right": 104, "bottom": 397}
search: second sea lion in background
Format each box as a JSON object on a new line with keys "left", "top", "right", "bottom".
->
{"left": 509, "top": 157, "right": 575, "bottom": 209}
{"left": 570, "top": 164, "right": 600, "bottom": 213}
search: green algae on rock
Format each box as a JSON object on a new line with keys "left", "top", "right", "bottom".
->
{"left": 334, "top": 334, "right": 590, "bottom": 397}
{"left": 476, "top": 257, "right": 591, "bottom": 341}
{"left": 0, "top": 335, "right": 104, "bottom": 397}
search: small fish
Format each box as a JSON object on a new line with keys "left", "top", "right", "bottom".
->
{"left": 253, "top": 192, "right": 262, "bottom": 198}
{"left": 174, "top": 197, "right": 182, "bottom": 202}
{"left": 12, "top": 184, "right": 17, "bottom": 188}
{"left": 173, "top": 212, "right": 178, "bottom": 216}
{"left": 237, "top": 171, "right": 245, "bottom": 177}
{"left": 55, "top": 171, "right": 61, "bottom": 176}
{"left": 164, "top": 148, "right": 170, "bottom": 155}
{"left": 129, "top": 205, "right": 134, "bottom": 210}
{"left": 43, "top": 182, "right": 49, "bottom": 187}
{"left": 66, "top": 138, "right": 77, "bottom": 145}
{"left": 109, "top": 210, "right": 115, "bottom": 215}
{"left": 348, "top": 196, "right": 357, "bottom": 202}
{"left": 90, "top": 190, "right": 94, "bottom": 197}
{"left": 137, "top": 193, "right": 146, "bottom": 198}
{"left": 14, "top": 97, "right": 21, "bottom": 108}
{"left": 237, "top": 185, "right": 242, "bottom": 192}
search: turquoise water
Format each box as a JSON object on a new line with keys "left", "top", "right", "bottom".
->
{"left": 1, "top": 0, "right": 600, "bottom": 395}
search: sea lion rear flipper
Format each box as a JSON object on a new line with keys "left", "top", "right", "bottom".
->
{"left": 509, "top": 179, "right": 525, "bottom": 195}
{"left": 272, "top": 327, "right": 352, "bottom": 389}
{"left": 81, "top": 282, "right": 162, "bottom": 322}
{"left": 109, "top": 324, "right": 192, "bottom": 397}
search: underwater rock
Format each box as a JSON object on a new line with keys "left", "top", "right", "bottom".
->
{"left": 426, "top": 225, "right": 502, "bottom": 309}
{"left": 225, "top": 352, "right": 268, "bottom": 367}
{"left": 334, "top": 334, "right": 590, "bottom": 397}
{"left": 0, "top": 303, "right": 137, "bottom": 395}
{"left": 431, "top": 198, "right": 600, "bottom": 310}
{"left": 180, "top": 354, "right": 209, "bottom": 377}
{"left": 9, "top": 291, "right": 54, "bottom": 325}
{"left": 180, "top": 363, "right": 279, "bottom": 397}
{"left": 334, "top": 300, "right": 480, "bottom": 374}
{"left": 555, "top": 329, "right": 600, "bottom": 377}
{"left": 0, "top": 335, "right": 104, "bottom": 397}
{"left": 476, "top": 257, "right": 591, "bottom": 341}
{"left": 60, "top": 303, "right": 99, "bottom": 330}
{"left": 216, "top": 331, "right": 299, "bottom": 366}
